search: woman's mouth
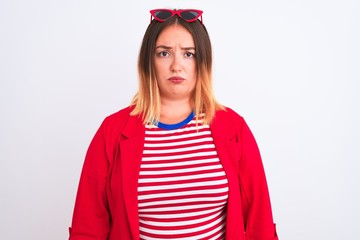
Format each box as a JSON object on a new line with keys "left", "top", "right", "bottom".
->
{"left": 168, "top": 76, "right": 185, "bottom": 83}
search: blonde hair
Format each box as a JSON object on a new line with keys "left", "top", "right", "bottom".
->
{"left": 131, "top": 16, "right": 223, "bottom": 125}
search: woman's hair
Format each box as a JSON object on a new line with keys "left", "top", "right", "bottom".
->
{"left": 131, "top": 16, "right": 223, "bottom": 125}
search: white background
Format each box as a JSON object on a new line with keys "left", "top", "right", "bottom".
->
{"left": 1, "top": 0, "right": 359, "bottom": 239}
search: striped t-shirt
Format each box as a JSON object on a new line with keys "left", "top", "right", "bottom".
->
{"left": 138, "top": 114, "right": 229, "bottom": 240}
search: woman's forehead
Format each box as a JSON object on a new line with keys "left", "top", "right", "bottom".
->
{"left": 156, "top": 25, "right": 195, "bottom": 47}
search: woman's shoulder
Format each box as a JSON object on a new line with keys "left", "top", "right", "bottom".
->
{"left": 105, "top": 105, "right": 134, "bottom": 122}
{"left": 99, "top": 105, "right": 140, "bottom": 132}
{"left": 215, "top": 106, "right": 245, "bottom": 123}
{"left": 210, "top": 106, "right": 247, "bottom": 135}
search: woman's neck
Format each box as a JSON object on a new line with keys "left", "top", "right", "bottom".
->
{"left": 159, "top": 99, "right": 193, "bottom": 124}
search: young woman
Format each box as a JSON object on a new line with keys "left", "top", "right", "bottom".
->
{"left": 69, "top": 9, "right": 278, "bottom": 240}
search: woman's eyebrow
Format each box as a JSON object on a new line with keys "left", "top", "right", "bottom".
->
{"left": 155, "top": 45, "right": 172, "bottom": 49}
{"left": 182, "top": 47, "right": 196, "bottom": 51}
{"left": 155, "top": 45, "right": 195, "bottom": 51}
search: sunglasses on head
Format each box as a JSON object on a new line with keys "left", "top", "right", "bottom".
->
{"left": 150, "top": 9, "right": 203, "bottom": 23}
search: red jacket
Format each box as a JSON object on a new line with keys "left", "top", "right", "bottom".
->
{"left": 69, "top": 106, "right": 278, "bottom": 240}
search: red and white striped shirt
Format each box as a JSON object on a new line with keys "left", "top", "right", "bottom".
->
{"left": 138, "top": 116, "right": 229, "bottom": 240}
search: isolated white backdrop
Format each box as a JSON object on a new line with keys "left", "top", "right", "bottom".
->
{"left": 1, "top": 0, "right": 359, "bottom": 239}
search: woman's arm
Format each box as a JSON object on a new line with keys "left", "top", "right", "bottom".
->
{"left": 69, "top": 120, "right": 111, "bottom": 240}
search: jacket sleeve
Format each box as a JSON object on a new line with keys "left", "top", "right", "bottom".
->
{"left": 69, "top": 119, "right": 111, "bottom": 240}
{"left": 238, "top": 118, "right": 278, "bottom": 240}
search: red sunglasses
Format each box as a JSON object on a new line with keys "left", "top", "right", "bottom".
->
{"left": 150, "top": 9, "right": 203, "bottom": 23}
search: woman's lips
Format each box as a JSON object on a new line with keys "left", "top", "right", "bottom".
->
{"left": 168, "top": 76, "right": 185, "bottom": 83}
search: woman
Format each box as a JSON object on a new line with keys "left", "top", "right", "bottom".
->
{"left": 69, "top": 9, "right": 278, "bottom": 240}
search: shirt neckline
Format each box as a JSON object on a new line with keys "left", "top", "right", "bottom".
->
{"left": 156, "top": 112, "right": 195, "bottom": 130}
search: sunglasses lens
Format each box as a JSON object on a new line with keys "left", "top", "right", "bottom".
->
{"left": 153, "top": 10, "right": 172, "bottom": 20}
{"left": 180, "top": 11, "right": 200, "bottom": 21}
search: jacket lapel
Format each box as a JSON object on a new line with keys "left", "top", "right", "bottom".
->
{"left": 210, "top": 110, "right": 240, "bottom": 239}
{"left": 119, "top": 115, "right": 145, "bottom": 240}
{"left": 210, "top": 110, "right": 238, "bottom": 169}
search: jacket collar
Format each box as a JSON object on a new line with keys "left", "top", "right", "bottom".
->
{"left": 210, "top": 109, "right": 237, "bottom": 141}
{"left": 121, "top": 113, "right": 145, "bottom": 139}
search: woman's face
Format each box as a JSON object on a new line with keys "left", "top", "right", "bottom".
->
{"left": 154, "top": 24, "right": 197, "bottom": 102}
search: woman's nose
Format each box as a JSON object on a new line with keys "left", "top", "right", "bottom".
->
{"left": 170, "top": 55, "right": 182, "bottom": 72}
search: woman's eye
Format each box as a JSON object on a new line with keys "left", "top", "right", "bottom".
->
{"left": 158, "top": 51, "right": 170, "bottom": 57}
{"left": 185, "top": 52, "right": 195, "bottom": 58}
